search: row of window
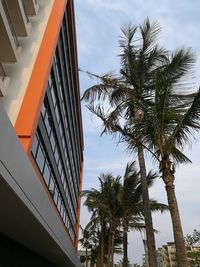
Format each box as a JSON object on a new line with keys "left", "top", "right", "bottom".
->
{"left": 59, "top": 16, "right": 82, "bottom": 175}
{"left": 48, "top": 73, "right": 78, "bottom": 202}
{"left": 55, "top": 36, "right": 81, "bottom": 188}
{"left": 30, "top": 10, "right": 83, "bottom": 245}
{"left": 41, "top": 99, "right": 77, "bottom": 226}
{"left": 31, "top": 131, "right": 76, "bottom": 242}
{"left": 50, "top": 57, "right": 79, "bottom": 198}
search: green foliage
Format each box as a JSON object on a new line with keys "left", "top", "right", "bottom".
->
{"left": 187, "top": 251, "right": 200, "bottom": 266}
{"left": 81, "top": 162, "right": 168, "bottom": 266}
{"left": 187, "top": 251, "right": 200, "bottom": 258}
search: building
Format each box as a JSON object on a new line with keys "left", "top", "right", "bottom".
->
{"left": 157, "top": 242, "right": 200, "bottom": 267}
{"left": 78, "top": 250, "right": 92, "bottom": 267}
{"left": 0, "top": 0, "right": 83, "bottom": 266}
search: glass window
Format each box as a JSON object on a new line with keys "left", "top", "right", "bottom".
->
{"left": 64, "top": 148, "right": 67, "bottom": 159}
{"left": 41, "top": 104, "right": 46, "bottom": 118}
{"left": 49, "top": 176, "right": 55, "bottom": 197}
{"left": 63, "top": 210, "right": 66, "bottom": 224}
{"left": 60, "top": 202, "right": 64, "bottom": 218}
{"left": 54, "top": 186, "right": 58, "bottom": 205}
{"left": 49, "top": 75, "right": 52, "bottom": 87}
{"left": 43, "top": 162, "right": 50, "bottom": 186}
{"left": 54, "top": 146, "right": 59, "bottom": 163}
{"left": 51, "top": 88, "right": 56, "bottom": 107}
{"left": 59, "top": 123, "right": 63, "bottom": 137}
{"left": 57, "top": 194, "right": 61, "bottom": 211}
{"left": 31, "top": 135, "right": 38, "bottom": 157}
{"left": 55, "top": 105, "right": 59, "bottom": 123}
{"left": 65, "top": 215, "right": 69, "bottom": 228}
{"left": 61, "top": 171, "right": 64, "bottom": 183}
{"left": 50, "top": 131, "right": 55, "bottom": 152}
{"left": 44, "top": 114, "right": 51, "bottom": 135}
{"left": 36, "top": 145, "right": 45, "bottom": 172}
{"left": 62, "top": 137, "right": 65, "bottom": 148}
{"left": 63, "top": 179, "right": 66, "bottom": 191}
{"left": 58, "top": 160, "right": 62, "bottom": 175}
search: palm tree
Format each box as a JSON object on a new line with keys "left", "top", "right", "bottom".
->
{"left": 82, "top": 164, "right": 168, "bottom": 267}
{"left": 82, "top": 183, "right": 107, "bottom": 266}
{"left": 116, "top": 49, "right": 200, "bottom": 266}
{"left": 141, "top": 66, "right": 200, "bottom": 266}
{"left": 79, "top": 224, "right": 94, "bottom": 267}
{"left": 82, "top": 18, "right": 167, "bottom": 267}
{"left": 103, "top": 175, "right": 122, "bottom": 267}
{"left": 82, "top": 174, "right": 122, "bottom": 267}
{"left": 120, "top": 162, "right": 168, "bottom": 267}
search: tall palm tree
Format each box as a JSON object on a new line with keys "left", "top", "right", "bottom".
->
{"left": 120, "top": 162, "right": 168, "bottom": 267}
{"left": 115, "top": 49, "right": 200, "bottom": 266}
{"left": 82, "top": 18, "right": 167, "bottom": 267}
{"left": 141, "top": 65, "right": 200, "bottom": 266}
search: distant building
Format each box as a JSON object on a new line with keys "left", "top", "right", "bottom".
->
{"left": 157, "top": 242, "right": 176, "bottom": 267}
{"left": 157, "top": 242, "right": 200, "bottom": 267}
{"left": 78, "top": 250, "right": 92, "bottom": 267}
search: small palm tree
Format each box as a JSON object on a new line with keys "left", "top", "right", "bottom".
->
{"left": 82, "top": 185, "right": 106, "bottom": 266}
{"left": 79, "top": 225, "right": 93, "bottom": 267}
{"left": 82, "top": 174, "right": 122, "bottom": 267}
{"left": 82, "top": 164, "right": 168, "bottom": 267}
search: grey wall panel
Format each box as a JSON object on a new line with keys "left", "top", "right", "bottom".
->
{"left": 0, "top": 103, "right": 81, "bottom": 267}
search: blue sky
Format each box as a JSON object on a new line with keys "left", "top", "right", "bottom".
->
{"left": 74, "top": 0, "right": 200, "bottom": 264}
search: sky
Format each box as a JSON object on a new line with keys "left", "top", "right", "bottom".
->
{"left": 74, "top": 0, "right": 200, "bottom": 265}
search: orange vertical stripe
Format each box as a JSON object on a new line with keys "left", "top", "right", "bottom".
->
{"left": 15, "top": 0, "right": 67, "bottom": 152}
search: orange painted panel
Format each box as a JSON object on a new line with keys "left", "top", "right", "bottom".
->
{"left": 15, "top": 0, "right": 68, "bottom": 152}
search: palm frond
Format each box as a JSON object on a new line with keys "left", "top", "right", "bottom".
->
{"left": 169, "top": 88, "right": 200, "bottom": 150}
{"left": 171, "top": 146, "right": 192, "bottom": 164}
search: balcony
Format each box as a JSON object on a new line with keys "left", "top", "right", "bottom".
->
{"left": 0, "top": 63, "right": 10, "bottom": 96}
{"left": 0, "top": 0, "right": 21, "bottom": 62}
{"left": 5, "top": 0, "right": 32, "bottom": 36}
{"left": 22, "top": 0, "right": 39, "bottom": 16}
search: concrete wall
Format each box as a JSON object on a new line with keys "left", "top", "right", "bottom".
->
{"left": 1, "top": 0, "right": 54, "bottom": 124}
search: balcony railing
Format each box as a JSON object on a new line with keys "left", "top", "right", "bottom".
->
{"left": 0, "top": 62, "right": 6, "bottom": 80}
{"left": 21, "top": 0, "right": 30, "bottom": 24}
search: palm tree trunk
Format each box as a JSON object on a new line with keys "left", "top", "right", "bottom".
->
{"left": 162, "top": 162, "right": 188, "bottom": 267}
{"left": 100, "top": 216, "right": 104, "bottom": 266}
{"left": 110, "top": 229, "right": 115, "bottom": 267}
{"left": 123, "top": 218, "right": 128, "bottom": 267}
{"left": 138, "top": 145, "right": 158, "bottom": 267}
{"left": 107, "top": 226, "right": 112, "bottom": 267}
{"left": 96, "top": 252, "right": 101, "bottom": 267}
